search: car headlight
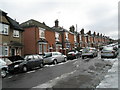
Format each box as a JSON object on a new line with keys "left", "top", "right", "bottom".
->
{"left": 14, "top": 65, "right": 19, "bottom": 68}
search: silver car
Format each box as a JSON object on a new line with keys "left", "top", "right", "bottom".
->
{"left": 82, "top": 47, "right": 98, "bottom": 59}
{"left": 43, "top": 52, "right": 67, "bottom": 64}
{"left": 101, "top": 46, "right": 118, "bottom": 58}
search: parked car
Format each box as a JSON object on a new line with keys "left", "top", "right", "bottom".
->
{"left": 0, "top": 58, "right": 8, "bottom": 78}
{"left": 82, "top": 47, "right": 98, "bottom": 59}
{"left": 101, "top": 46, "right": 118, "bottom": 58}
{"left": 67, "top": 50, "right": 81, "bottom": 60}
{"left": 43, "top": 52, "right": 67, "bottom": 64}
{"left": 7, "top": 55, "right": 44, "bottom": 73}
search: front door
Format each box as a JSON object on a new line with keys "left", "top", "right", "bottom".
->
{"left": 11, "top": 48, "right": 16, "bottom": 56}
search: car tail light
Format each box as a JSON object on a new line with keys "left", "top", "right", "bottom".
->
{"left": 112, "top": 51, "right": 115, "bottom": 54}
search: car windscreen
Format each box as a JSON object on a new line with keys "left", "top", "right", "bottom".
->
{"left": 44, "top": 53, "right": 52, "bottom": 58}
{"left": 0, "top": 59, "right": 6, "bottom": 65}
{"left": 82, "top": 48, "right": 89, "bottom": 53}
{"left": 1, "top": 58, "right": 12, "bottom": 65}
{"left": 103, "top": 47, "right": 113, "bottom": 51}
{"left": 68, "top": 51, "right": 75, "bottom": 54}
{"left": 8, "top": 56, "right": 24, "bottom": 62}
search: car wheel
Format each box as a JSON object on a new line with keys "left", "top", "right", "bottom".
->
{"left": 22, "top": 66, "right": 28, "bottom": 72}
{"left": 75, "top": 56, "right": 78, "bottom": 59}
{"left": 82, "top": 56, "right": 84, "bottom": 59}
{"left": 1, "top": 69, "right": 7, "bottom": 78}
{"left": 53, "top": 60, "right": 57, "bottom": 64}
{"left": 64, "top": 58, "right": 67, "bottom": 62}
{"left": 40, "top": 63, "right": 44, "bottom": 68}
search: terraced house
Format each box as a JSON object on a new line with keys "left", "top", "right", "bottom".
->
{"left": 0, "top": 10, "right": 24, "bottom": 57}
{"left": 21, "top": 19, "right": 113, "bottom": 55}
{"left": 21, "top": 19, "right": 52, "bottom": 55}
{"left": 21, "top": 19, "right": 77, "bottom": 55}
{"left": 52, "top": 20, "right": 78, "bottom": 54}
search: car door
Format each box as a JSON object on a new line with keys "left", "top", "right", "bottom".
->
{"left": 26, "top": 55, "right": 35, "bottom": 68}
{"left": 33, "top": 55, "right": 41, "bottom": 67}
{"left": 53, "top": 52, "right": 60, "bottom": 62}
{"left": 60, "top": 53, "right": 65, "bottom": 62}
{"left": 58, "top": 52, "right": 64, "bottom": 62}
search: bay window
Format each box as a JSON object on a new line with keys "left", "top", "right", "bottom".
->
{"left": 0, "top": 23, "right": 9, "bottom": 35}
{"left": 55, "top": 32, "right": 59, "bottom": 41}
{"left": 0, "top": 45, "right": 8, "bottom": 56}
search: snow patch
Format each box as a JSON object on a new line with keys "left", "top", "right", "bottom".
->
{"left": 33, "top": 70, "right": 77, "bottom": 88}
{"left": 8, "top": 76, "right": 13, "bottom": 79}
{"left": 27, "top": 70, "right": 36, "bottom": 74}
{"left": 96, "top": 58, "right": 118, "bottom": 88}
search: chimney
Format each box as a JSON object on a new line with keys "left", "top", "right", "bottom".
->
{"left": 55, "top": 19, "right": 59, "bottom": 27}
{"left": 69, "top": 25, "right": 75, "bottom": 33}
{"left": 93, "top": 31, "right": 96, "bottom": 36}
{"left": 87, "top": 30, "right": 91, "bottom": 35}
{"left": 97, "top": 33, "right": 99, "bottom": 36}
{"left": 80, "top": 28, "right": 84, "bottom": 34}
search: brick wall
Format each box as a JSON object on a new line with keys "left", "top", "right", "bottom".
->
{"left": 23, "top": 27, "right": 37, "bottom": 55}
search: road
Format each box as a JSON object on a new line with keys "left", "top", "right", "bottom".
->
{"left": 2, "top": 59, "right": 78, "bottom": 88}
{"left": 1, "top": 53, "right": 116, "bottom": 89}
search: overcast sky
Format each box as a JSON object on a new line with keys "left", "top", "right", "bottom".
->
{"left": 0, "top": 0, "right": 119, "bottom": 39}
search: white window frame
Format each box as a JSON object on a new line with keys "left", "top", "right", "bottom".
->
{"left": 85, "top": 36, "right": 87, "bottom": 43}
{"left": 0, "top": 23, "right": 9, "bottom": 35}
{"left": 43, "top": 45, "right": 47, "bottom": 52}
{"left": 65, "top": 32, "right": 69, "bottom": 41}
{"left": 0, "top": 45, "right": 9, "bottom": 56}
{"left": 39, "top": 27, "right": 45, "bottom": 39}
{"left": 55, "top": 32, "right": 60, "bottom": 41}
{"left": 79, "top": 34, "right": 81, "bottom": 41}
{"left": 13, "top": 30, "right": 19, "bottom": 37}
{"left": 74, "top": 34, "right": 77, "bottom": 42}
{"left": 39, "top": 44, "right": 42, "bottom": 54}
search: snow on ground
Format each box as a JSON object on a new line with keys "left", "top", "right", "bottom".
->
{"left": 96, "top": 58, "right": 118, "bottom": 88}
{"left": 33, "top": 70, "right": 77, "bottom": 88}
{"left": 44, "top": 59, "right": 77, "bottom": 68}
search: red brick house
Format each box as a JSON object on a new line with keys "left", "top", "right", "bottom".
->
{"left": 86, "top": 30, "right": 94, "bottom": 47}
{"left": 20, "top": 18, "right": 113, "bottom": 55}
{"left": 21, "top": 19, "right": 57, "bottom": 55}
{"left": 80, "top": 28, "right": 87, "bottom": 48}
{"left": 52, "top": 20, "right": 76, "bottom": 54}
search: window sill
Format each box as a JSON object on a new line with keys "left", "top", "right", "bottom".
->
{"left": 0, "top": 34, "right": 9, "bottom": 36}
{"left": 13, "top": 36, "right": 20, "bottom": 38}
{"left": 40, "top": 37, "right": 45, "bottom": 39}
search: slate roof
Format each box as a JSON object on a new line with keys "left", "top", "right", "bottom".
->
{"left": 20, "top": 19, "right": 55, "bottom": 32}
{"left": 7, "top": 16, "right": 23, "bottom": 31}
{"left": 0, "top": 9, "right": 7, "bottom": 16}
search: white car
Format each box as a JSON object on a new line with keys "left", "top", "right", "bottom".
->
{"left": 101, "top": 46, "right": 118, "bottom": 58}
{"left": 82, "top": 47, "right": 98, "bottom": 59}
{"left": 0, "top": 58, "right": 8, "bottom": 78}
{"left": 43, "top": 52, "right": 67, "bottom": 64}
